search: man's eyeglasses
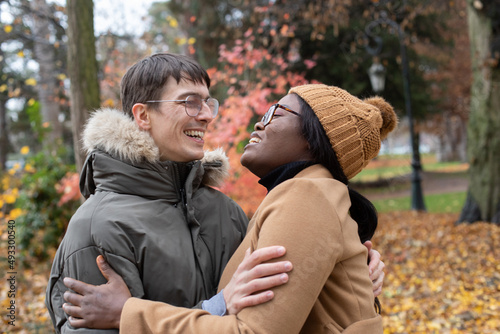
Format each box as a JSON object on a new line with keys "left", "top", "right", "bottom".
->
{"left": 146, "top": 95, "right": 219, "bottom": 118}
{"left": 261, "top": 104, "right": 301, "bottom": 127}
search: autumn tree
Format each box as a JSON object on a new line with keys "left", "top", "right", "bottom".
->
{"left": 0, "top": 2, "right": 43, "bottom": 168}
{"left": 66, "top": 0, "right": 100, "bottom": 173}
{"left": 458, "top": 0, "right": 500, "bottom": 224}
{"left": 30, "top": 0, "right": 64, "bottom": 145}
{"left": 413, "top": 0, "right": 470, "bottom": 162}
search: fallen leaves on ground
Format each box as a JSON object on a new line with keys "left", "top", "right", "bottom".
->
{"left": 1, "top": 212, "right": 499, "bottom": 333}
{"left": 374, "top": 212, "right": 500, "bottom": 334}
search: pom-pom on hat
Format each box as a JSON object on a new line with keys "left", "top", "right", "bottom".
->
{"left": 289, "top": 84, "right": 398, "bottom": 179}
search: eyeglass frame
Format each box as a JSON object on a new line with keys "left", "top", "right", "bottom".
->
{"left": 261, "top": 103, "right": 301, "bottom": 127}
{"left": 145, "top": 95, "right": 219, "bottom": 118}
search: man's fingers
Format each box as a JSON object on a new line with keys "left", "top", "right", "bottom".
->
{"left": 249, "top": 261, "right": 293, "bottom": 280}
{"left": 373, "top": 286, "right": 383, "bottom": 298}
{"left": 245, "top": 246, "right": 286, "bottom": 268}
{"left": 363, "top": 240, "right": 373, "bottom": 253}
{"left": 63, "top": 277, "right": 93, "bottom": 295}
{"left": 369, "top": 257, "right": 385, "bottom": 281}
{"left": 243, "top": 273, "right": 289, "bottom": 295}
{"left": 63, "top": 291, "right": 83, "bottom": 306}
{"left": 372, "top": 271, "right": 385, "bottom": 292}
{"left": 237, "top": 290, "right": 274, "bottom": 309}
{"left": 368, "top": 249, "right": 381, "bottom": 276}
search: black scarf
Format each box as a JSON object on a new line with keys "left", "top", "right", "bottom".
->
{"left": 258, "top": 161, "right": 314, "bottom": 192}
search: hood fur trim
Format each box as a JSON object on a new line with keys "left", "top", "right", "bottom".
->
{"left": 83, "top": 108, "right": 159, "bottom": 163}
{"left": 201, "top": 148, "right": 230, "bottom": 187}
{"left": 83, "top": 108, "right": 230, "bottom": 187}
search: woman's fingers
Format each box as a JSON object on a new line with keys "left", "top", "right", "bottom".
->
{"left": 63, "top": 277, "right": 93, "bottom": 296}
{"left": 67, "top": 315, "right": 89, "bottom": 329}
{"left": 96, "top": 255, "right": 121, "bottom": 283}
{"left": 62, "top": 303, "right": 82, "bottom": 319}
{"left": 63, "top": 290, "right": 83, "bottom": 307}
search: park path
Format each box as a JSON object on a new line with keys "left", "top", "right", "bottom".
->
{"left": 363, "top": 171, "right": 469, "bottom": 201}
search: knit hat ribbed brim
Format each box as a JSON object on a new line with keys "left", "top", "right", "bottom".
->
{"left": 289, "top": 84, "right": 398, "bottom": 179}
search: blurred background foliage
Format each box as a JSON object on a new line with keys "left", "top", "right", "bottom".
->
{"left": 1, "top": 0, "right": 499, "bottom": 332}
{"left": 0, "top": 0, "right": 477, "bottom": 275}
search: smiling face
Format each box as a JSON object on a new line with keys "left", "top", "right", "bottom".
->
{"left": 132, "top": 76, "right": 214, "bottom": 162}
{"left": 240, "top": 94, "right": 313, "bottom": 178}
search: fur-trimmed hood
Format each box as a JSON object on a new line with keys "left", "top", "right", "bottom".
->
{"left": 82, "top": 108, "right": 229, "bottom": 187}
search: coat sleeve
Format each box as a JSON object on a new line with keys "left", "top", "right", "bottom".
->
{"left": 46, "top": 245, "right": 145, "bottom": 334}
{"left": 46, "top": 204, "right": 146, "bottom": 334}
{"left": 120, "top": 179, "right": 346, "bottom": 334}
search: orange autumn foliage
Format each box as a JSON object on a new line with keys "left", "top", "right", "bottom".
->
{"left": 205, "top": 32, "right": 318, "bottom": 215}
{"left": 55, "top": 172, "right": 81, "bottom": 206}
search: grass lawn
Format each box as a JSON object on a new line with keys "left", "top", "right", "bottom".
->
{"left": 352, "top": 154, "right": 469, "bottom": 214}
{"left": 352, "top": 154, "right": 468, "bottom": 183}
{"left": 372, "top": 191, "right": 467, "bottom": 213}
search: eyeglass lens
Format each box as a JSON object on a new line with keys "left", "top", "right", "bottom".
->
{"left": 261, "top": 104, "right": 276, "bottom": 125}
{"left": 185, "top": 95, "right": 219, "bottom": 118}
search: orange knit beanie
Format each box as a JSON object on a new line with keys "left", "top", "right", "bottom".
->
{"left": 289, "top": 84, "right": 398, "bottom": 179}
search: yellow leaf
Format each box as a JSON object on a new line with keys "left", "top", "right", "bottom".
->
{"left": 24, "top": 163, "right": 35, "bottom": 173}
{"left": 4, "top": 25, "right": 13, "bottom": 33}
{"left": 20, "top": 146, "right": 30, "bottom": 155}
{"left": 8, "top": 208, "right": 24, "bottom": 220}
{"left": 57, "top": 73, "right": 66, "bottom": 80}
{"left": 188, "top": 37, "right": 196, "bottom": 45}
{"left": 17, "top": 50, "right": 25, "bottom": 58}
{"left": 168, "top": 17, "right": 178, "bottom": 28}
{"left": 176, "top": 37, "right": 187, "bottom": 45}
{"left": 103, "top": 98, "right": 115, "bottom": 107}
{"left": 25, "top": 78, "right": 37, "bottom": 86}
{"left": 0, "top": 84, "right": 7, "bottom": 92}
{"left": 28, "top": 98, "right": 36, "bottom": 106}
{"left": 4, "top": 193, "right": 16, "bottom": 204}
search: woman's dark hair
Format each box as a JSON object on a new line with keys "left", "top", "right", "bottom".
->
{"left": 297, "top": 95, "right": 381, "bottom": 313}
{"left": 296, "top": 95, "right": 378, "bottom": 243}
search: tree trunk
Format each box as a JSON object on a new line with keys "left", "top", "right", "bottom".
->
{"left": 66, "top": 0, "right": 100, "bottom": 173}
{"left": 458, "top": 1, "right": 500, "bottom": 224}
{"left": 0, "top": 99, "right": 8, "bottom": 171}
{"left": 436, "top": 111, "right": 467, "bottom": 163}
{"left": 31, "top": 0, "right": 62, "bottom": 145}
{"left": 0, "top": 41, "right": 8, "bottom": 171}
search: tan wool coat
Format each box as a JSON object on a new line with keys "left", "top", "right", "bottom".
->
{"left": 120, "top": 164, "right": 382, "bottom": 334}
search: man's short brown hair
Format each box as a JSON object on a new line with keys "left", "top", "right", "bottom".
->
{"left": 120, "top": 53, "right": 211, "bottom": 117}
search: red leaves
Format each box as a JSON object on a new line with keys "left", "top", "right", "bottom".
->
{"left": 56, "top": 172, "right": 80, "bottom": 206}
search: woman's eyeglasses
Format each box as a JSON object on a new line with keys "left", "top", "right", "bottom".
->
{"left": 146, "top": 95, "right": 219, "bottom": 118}
{"left": 261, "top": 104, "right": 301, "bottom": 127}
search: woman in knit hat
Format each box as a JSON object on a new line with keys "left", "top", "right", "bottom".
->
{"left": 63, "top": 84, "right": 397, "bottom": 333}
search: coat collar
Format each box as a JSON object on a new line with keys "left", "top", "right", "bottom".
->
{"left": 82, "top": 108, "right": 229, "bottom": 188}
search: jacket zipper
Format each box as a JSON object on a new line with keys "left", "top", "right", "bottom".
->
{"left": 172, "top": 164, "right": 187, "bottom": 210}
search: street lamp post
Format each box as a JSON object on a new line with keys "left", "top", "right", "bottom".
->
{"left": 365, "top": 4, "right": 426, "bottom": 211}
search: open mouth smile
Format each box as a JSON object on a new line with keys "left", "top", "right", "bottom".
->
{"left": 184, "top": 130, "right": 205, "bottom": 140}
{"left": 249, "top": 137, "right": 262, "bottom": 144}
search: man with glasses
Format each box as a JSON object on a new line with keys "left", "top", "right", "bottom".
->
{"left": 46, "top": 53, "right": 294, "bottom": 334}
